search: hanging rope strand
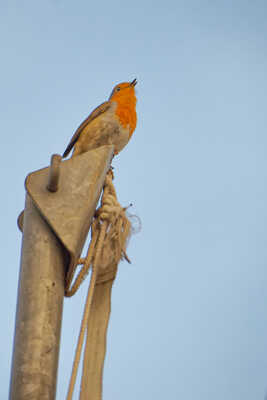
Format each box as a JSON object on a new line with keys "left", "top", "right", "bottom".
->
{"left": 66, "top": 220, "right": 98, "bottom": 297}
{"left": 66, "top": 169, "right": 133, "bottom": 400}
{"left": 66, "top": 221, "right": 107, "bottom": 400}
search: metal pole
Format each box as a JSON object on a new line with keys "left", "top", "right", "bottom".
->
{"left": 9, "top": 195, "right": 66, "bottom": 400}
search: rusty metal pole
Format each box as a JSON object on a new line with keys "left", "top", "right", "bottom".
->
{"left": 9, "top": 195, "right": 66, "bottom": 400}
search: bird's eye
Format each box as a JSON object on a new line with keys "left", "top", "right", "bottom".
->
{"left": 116, "top": 87, "right": 121, "bottom": 92}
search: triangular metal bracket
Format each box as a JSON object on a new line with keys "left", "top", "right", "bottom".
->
{"left": 25, "top": 145, "right": 114, "bottom": 282}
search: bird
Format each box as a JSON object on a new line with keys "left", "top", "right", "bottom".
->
{"left": 62, "top": 79, "right": 137, "bottom": 159}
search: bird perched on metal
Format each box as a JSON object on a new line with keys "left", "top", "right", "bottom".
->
{"left": 63, "top": 79, "right": 137, "bottom": 159}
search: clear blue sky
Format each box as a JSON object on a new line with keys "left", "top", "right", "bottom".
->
{"left": 2, "top": 1, "right": 267, "bottom": 399}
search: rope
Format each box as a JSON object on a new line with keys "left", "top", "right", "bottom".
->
{"left": 65, "top": 170, "right": 131, "bottom": 297}
{"left": 66, "top": 169, "right": 132, "bottom": 400}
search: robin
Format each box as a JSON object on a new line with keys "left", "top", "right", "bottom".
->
{"left": 63, "top": 79, "right": 137, "bottom": 159}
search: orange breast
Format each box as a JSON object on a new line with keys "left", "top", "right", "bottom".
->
{"left": 114, "top": 97, "right": 137, "bottom": 138}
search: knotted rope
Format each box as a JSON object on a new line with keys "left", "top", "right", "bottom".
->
{"left": 66, "top": 169, "right": 132, "bottom": 400}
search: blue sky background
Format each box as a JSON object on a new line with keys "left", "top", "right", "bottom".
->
{"left": 2, "top": 1, "right": 267, "bottom": 399}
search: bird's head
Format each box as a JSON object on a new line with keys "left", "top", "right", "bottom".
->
{"left": 109, "top": 79, "right": 137, "bottom": 103}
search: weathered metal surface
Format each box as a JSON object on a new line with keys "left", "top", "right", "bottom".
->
{"left": 17, "top": 210, "right": 24, "bottom": 232}
{"left": 47, "top": 154, "right": 62, "bottom": 192}
{"left": 10, "top": 145, "right": 114, "bottom": 398}
{"left": 26, "top": 145, "right": 114, "bottom": 286}
{"left": 9, "top": 195, "right": 66, "bottom": 400}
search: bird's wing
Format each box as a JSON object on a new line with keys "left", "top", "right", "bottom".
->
{"left": 62, "top": 101, "right": 112, "bottom": 158}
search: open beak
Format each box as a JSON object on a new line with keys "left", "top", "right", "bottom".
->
{"left": 130, "top": 78, "right": 137, "bottom": 87}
